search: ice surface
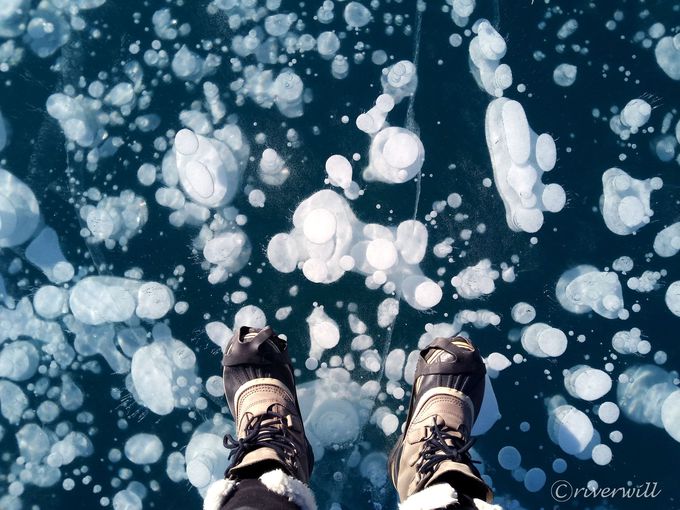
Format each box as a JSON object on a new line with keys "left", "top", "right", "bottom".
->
{"left": 0, "top": 109, "right": 7, "bottom": 151}
{"left": 485, "top": 98, "right": 565, "bottom": 233}
{"left": 1, "top": 2, "right": 678, "bottom": 508}
{"left": 600, "top": 168, "right": 662, "bottom": 235}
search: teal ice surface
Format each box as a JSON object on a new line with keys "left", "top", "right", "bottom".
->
{"left": 0, "top": 1, "right": 679, "bottom": 509}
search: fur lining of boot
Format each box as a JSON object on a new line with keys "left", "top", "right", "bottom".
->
{"left": 259, "top": 469, "right": 317, "bottom": 510}
{"left": 399, "top": 483, "right": 505, "bottom": 510}
{"left": 399, "top": 483, "right": 459, "bottom": 510}
{"left": 203, "top": 478, "right": 237, "bottom": 510}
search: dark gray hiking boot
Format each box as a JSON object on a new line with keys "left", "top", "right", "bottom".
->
{"left": 388, "top": 336, "right": 493, "bottom": 507}
{"left": 221, "top": 326, "right": 314, "bottom": 483}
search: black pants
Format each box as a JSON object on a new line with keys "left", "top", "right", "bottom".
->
{"left": 220, "top": 479, "right": 300, "bottom": 510}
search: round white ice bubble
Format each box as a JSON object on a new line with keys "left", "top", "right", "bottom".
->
{"left": 302, "top": 258, "right": 329, "bottom": 283}
{"left": 661, "top": 390, "right": 680, "bottom": 442}
{"left": 380, "top": 413, "right": 399, "bottom": 435}
{"left": 124, "top": 433, "right": 163, "bottom": 464}
{"left": 542, "top": 184, "right": 566, "bottom": 213}
{"left": 175, "top": 128, "right": 199, "bottom": 155}
{"left": 366, "top": 238, "right": 398, "bottom": 270}
{"left": 512, "top": 208, "right": 544, "bottom": 233}
{"left": 591, "top": 444, "right": 612, "bottom": 466}
{"left": 413, "top": 280, "right": 442, "bottom": 309}
{"left": 344, "top": 1, "right": 372, "bottom": 28}
{"left": 566, "top": 366, "right": 612, "bottom": 401}
{"left": 112, "top": 490, "right": 142, "bottom": 510}
{"left": 136, "top": 282, "right": 174, "bottom": 320}
{"left": 524, "top": 467, "right": 546, "bottom": 492}
{"left": 33, "top": 285, "right": 68, "bottom": 319}
{"left": 498, "top": 446, "right": 521, "bottom": 470}
{"left": 0, "top": 341, "right": 39, "bottom": 382}
{"left": 383, "top": 132, "right": 419, "bottom": 169}
{"left": 537, "top": 328, "right": 568, "bottom": 357}
{"left": 597, "top": 402, "right": 620, "bottom": 424}
{"left": 618, "top": 196, "right": 645, "bottom": 228}
{"left": 665, "top": 281, "right": 680, "bottom": 317}
{"left": 325, "top": 155, "right": 353, "bottom": 189}
{"left": 535, "top": 133, "right": 557, "bottom": 171}
{"left": 267, "top": 233, "right": 299, "bottom": 273}
{"left": 312, "top": 321, "right": 340, "bottom": 349}
{"left": 310, "top": 399, "right": 360, "bottom": 445}
{"left": 511, "top": 302, "right": 535, "bottom": 324}
{"left": 303, "top": 208, "right": 337, "bottom": 244}
{"left": 554, "top": 405, "right": 594, "bottom": 455}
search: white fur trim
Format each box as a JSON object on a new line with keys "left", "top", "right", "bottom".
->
{"left": 259, "top": 469, "right": 317, "bottom": 510}
{"left": 472, "top": 498, "right": 504, "bottom": 510}
{"left": 399, "top": 483, "right": 458, "bottom": 510}
{"left": 203, "top": 478, "right": 237, "bottom": 510}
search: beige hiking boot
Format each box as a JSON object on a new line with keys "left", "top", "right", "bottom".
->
{"left": 221, "top": 326, "right": 314, "bottom": 483}
{"left": 388, "top": 336, "right": 493, "bottom": 508}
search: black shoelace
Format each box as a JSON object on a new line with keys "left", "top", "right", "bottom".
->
{"left": 418, "top": 422, "right": 477, "bottom": 478}
{"left": 223, "top": 409, "right": 297, "bottom": 477}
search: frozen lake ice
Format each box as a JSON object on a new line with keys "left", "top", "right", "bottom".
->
{"left": 0, "top": 1, "right": 679, "bottom": 509}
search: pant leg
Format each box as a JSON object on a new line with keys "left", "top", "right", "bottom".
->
{"left": 220, "top": 479, "right": 301, "bottom": 510}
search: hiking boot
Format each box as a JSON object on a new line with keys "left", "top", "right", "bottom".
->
{"left": 388, "top": 336, "right": 493, "bottom": 506}
{"left": 221, "top": 326, "right": 314, "bottom": 483}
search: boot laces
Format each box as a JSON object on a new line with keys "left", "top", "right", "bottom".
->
{"left": 223, "top": 406, "right": 298, "bottom": 477}
{"left": 417, "top": 420, "right": 477, "bottom": 480}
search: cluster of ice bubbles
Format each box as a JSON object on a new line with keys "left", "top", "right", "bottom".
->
{"left": 485, "top": 98, "right": 565, "bottom": 233}
{"left": 609, "top": 98, "right": 652, "bottom": 140}
{"left": 469, "top": 20, "right": 512, "bottom": 98}
{"left": 617, "top": 364, "right": 680, "bottom": 443}
{"left": 546, "top": 396, "right": 613, "bottom": 466}
{"left": 556, "top": 265, "right": 628, "bottom": 320}
{"left": 611, "top": 328, "right": 651, "bottom": 355}
{"left": 79, "top": 190, "right": 148, "bottom": 249}
{"left": 521, "top": 323, "right": 568, "bottom": 358}
{"left": 0, "top": 0, "right": 108, "bottom": 66}
{"left": 600, "top": 167, "right": 662, "bottom": 236}
{"left": 267, "top": 189, "right": 442, "bottom": 310}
